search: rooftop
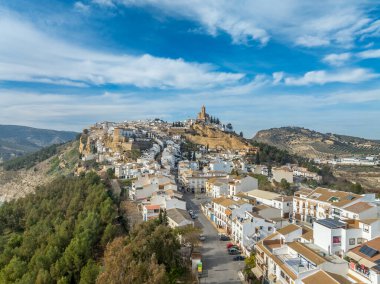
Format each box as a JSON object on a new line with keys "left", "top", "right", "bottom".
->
{"left": 305, "top": 187, "right": 361, "bottom": 207}
{"left": 348, "top": 237, "right": 380, "bottom": 270}
{"left": 315, "top": 218, "right": 346, "bottom": 229}
{"left": 287, "top": 242, "right": 327, "bottom": 266}
{"left": 344, "top": 201, "right": 374, "bottom": 214}
{"left": 166, "top": 208, "right": 193, "bottom": 225}
{"left": 277, "top": 224, "right": 301, "bottom": 236}
{"left": 302, "top": 270, "right": 352, "bottom": 284}
{"left": 246, "top": 189, "right": 281, "bottom": 200}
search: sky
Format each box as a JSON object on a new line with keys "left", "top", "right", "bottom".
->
{"left": 1, "top": 1, "right": 380, "bottom": 138}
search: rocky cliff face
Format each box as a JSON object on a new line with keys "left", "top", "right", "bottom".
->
{"left": 253, "top": 127, "right": 380, "bottom": 159}
{"left": 0, "top": 141, "right": 80, "bottom": 202}
{"left": 185, "top": 124, "right": 250, "bottom": 150}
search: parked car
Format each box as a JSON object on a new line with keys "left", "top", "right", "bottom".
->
{"left": 191, "top": 214, "right": 197, "bottom": 219}
{"left": 219, "top": 234, "right": 230, "bottom": 241}
{"left": 233, "top": 255, "right": 245, "bottom": 261}
{"left": 199, "top": 234, "right": 206, "bottom": 241}
{"left": 188, "top": 210, "right": 194, "bottom": 215}
{"left": 228, "top": 248, "right": 240, "bottom": 255}
{"left": 228, "top": 245, "right": 239, "bottom": 251}
{"left": 226, "top": 242, "right": 234, "bottom": 249}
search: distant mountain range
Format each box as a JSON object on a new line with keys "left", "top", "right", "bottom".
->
{"left": 0, "top": 125, "right": 78, "bottom": 161}
{"left": 253, "top": 126, "right": 380, "bottom": 159}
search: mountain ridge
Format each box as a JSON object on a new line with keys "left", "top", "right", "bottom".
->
{"left": 253, "top": 126, "right": 380, "bottom": 159}
{"left": 0, "top": 124, "right": 78, "bottom": 161}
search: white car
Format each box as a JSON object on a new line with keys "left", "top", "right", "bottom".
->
{"left": 199, "top": 234, "right": 206, "bottom": 241}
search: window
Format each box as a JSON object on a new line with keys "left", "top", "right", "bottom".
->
{"left": 349, "top": 238, "right": 355, "bottom": 245}
{"left": 280, "top": 271, "right": 285, "bottom": 279}
{"left": 332, "top": 236, "right": 341, "bottom": 245}
{"left": 357, "top": 238, "right": 365, "bottom": 244}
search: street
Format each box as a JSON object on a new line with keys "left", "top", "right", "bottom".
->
{"left": 184, "top": 193, "right": 245, "bottom": 284}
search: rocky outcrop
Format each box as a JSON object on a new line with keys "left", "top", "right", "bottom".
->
{"left": 185, "top": 124, "right": 250, "bottom": 150}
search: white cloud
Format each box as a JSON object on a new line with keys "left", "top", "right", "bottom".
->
{"left": 92, "top": 0, "right": 116, "bottom": 8}
{"left": 0, "top": 11, "right": 244, "bottom": 89}
{"left": 114, "top": 0, "right": 380, "bottom": 47}
{"left": 74, "top": 2, "right": 90, "bottom": 13}
{"left": 357, "top": 49, "right": 380, "bottom": 59}
{"left": 284, "top": 68, "right": 378, "bottom": 86}
{"left": 272, "top": 72, "right": 284, "bottom": 85}
{"left": 323, "top": 53, "right": 352, "bottom": 66}
{"left": 295, "top": 36, "right": 330, "bottom": 47}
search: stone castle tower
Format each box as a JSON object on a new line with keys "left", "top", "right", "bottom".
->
{"left": 197, "top": 105, "right": 209, "bottom": 122}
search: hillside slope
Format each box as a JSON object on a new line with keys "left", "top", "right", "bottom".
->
{"left": 0, "top": 125, "right": 77, "bottom": 161}
{"left": 0, "top": 140, "right": 80, "bottom": 203}
{"left": 185, "top": 124, "right": 250, "bottom": 150}
{"left": 253, "top": 127, "right": 380, "bottom": 159}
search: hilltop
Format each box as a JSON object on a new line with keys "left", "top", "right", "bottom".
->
{"left": 0, "top": 125, "right": 77, "bottom": 162}
{"left": 253, "top": 127, "right": 380, "bottom": 159}
{"left": 185, "top": 123, "right": 251, "bottom": 150}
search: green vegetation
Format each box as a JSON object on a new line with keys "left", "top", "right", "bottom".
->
{"left": 243, "top": 254, "right": 260, "bottom": 284}
{"left": 0, "top": 172, "right": 190, "bottom": 283}
{"left": 249, "top": 174, "right": 274, "bottom": 191}
{"left": 0, "top": 173, "right": 123, "bottom": 283}
{"left": 97, "top": 219, "right": 188, "bottom": 284}
{"left": 2, "top": 144, "right": 62, "bottom": 171}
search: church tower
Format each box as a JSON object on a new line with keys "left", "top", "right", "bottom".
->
{"left": 197, "top": 105, "right": 209, "bottom": 122}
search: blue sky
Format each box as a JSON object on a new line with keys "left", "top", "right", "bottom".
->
{"left": 1, "top": 0, "right": 380, "bottom": 138}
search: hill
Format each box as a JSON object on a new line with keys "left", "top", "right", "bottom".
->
{"left": 253, "top": 127, "right": 380, "bottom": 159}
{"left": 0, "top": 125, "right": 77, "bottom": 162}
{"left": 185, "top": 123, "right": 250, "bottom": 150}
{"left": 0, "top": 140, "right": 81, "bottom": 203}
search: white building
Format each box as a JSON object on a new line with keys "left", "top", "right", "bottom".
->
{"left": 313, "top": 218, "right": 380, "bottom": 256}
{"left": 232, "top": 211, "right": 276, "bottom": 255}
{"left": 229, "top": 176, "right": 258, "bottom": 196}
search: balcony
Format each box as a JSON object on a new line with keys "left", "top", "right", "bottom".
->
{"left": 349, "top": 262, "right": 370, "bottom": 278}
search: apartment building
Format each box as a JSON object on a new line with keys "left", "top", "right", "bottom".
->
{"left": 246, "top": 190, "right": 293, "bottom": 218}
{"left": 180, "top": 170, "right": 227, "bottom": 193}
{"left": 212, "top": 197, "right": 253, "bottom": 234}
{"left": 292, "top": 187, "right": 372, "bottom": 224}
{"left": 232, "top": 211, "right": 277, "bottom": 255}
{"left": 254, "top": 232, "right": 349, "bottom": 284}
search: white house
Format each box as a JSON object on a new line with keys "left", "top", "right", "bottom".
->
{"left": 167, "top": 208, "right": 194, "bottom": 228}
{"left": 229, "top": 176, "right": 258, "bottom": 196}
{"left": 313, "top": 218, "right": 380, "bottom": 257}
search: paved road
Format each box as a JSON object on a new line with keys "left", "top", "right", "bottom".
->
{"left": 184, "top": 193, "right": 245, "bottom": 284}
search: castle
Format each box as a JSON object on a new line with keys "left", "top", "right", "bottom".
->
{"left": 197, "top": 105, "right": 210, "bottom": 122}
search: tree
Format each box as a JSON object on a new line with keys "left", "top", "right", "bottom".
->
{"left": 106, "top": 168, "right": 115, "bottom": 179}
{"left": 79, "top": 260, "right": 100, "bottom": 284}
{"left": 351, "top": 183, "right": 364, "bottom": 194}
{"left": 280, "top": 178, "right": 291, "bottom": 190}
{"left": 255, "top": 152, "right": 260, "bottom": 165}
{"left": 239, "top": 131, "right": 244, "bottom": 137}
{"left": 98, "top": 221, "right": 184, "bottom": 284}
